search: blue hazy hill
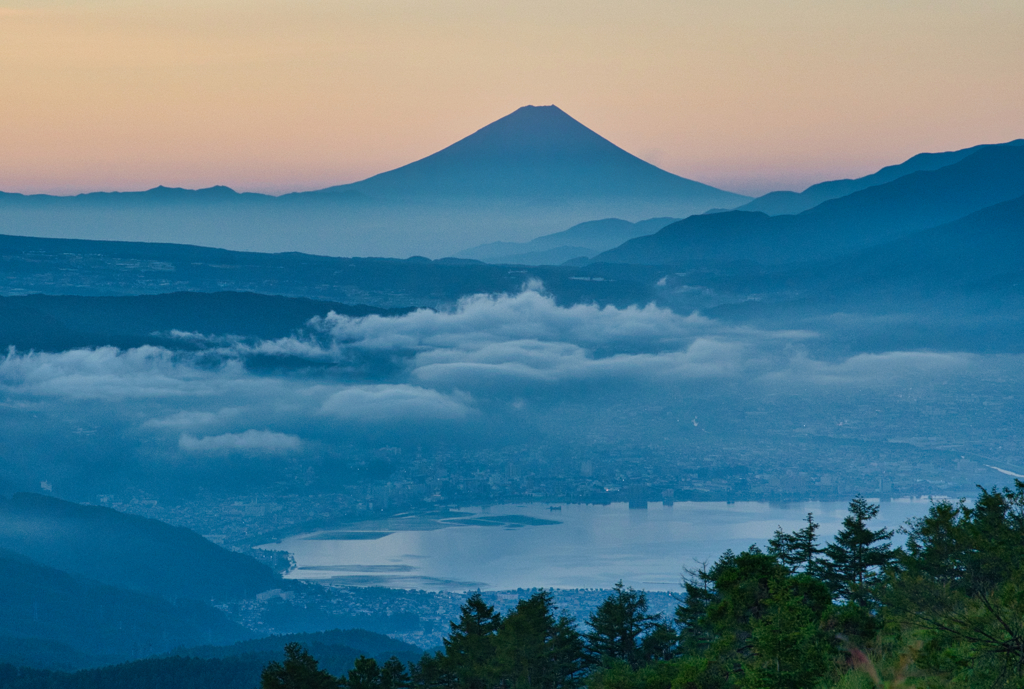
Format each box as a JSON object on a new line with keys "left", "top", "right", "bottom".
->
{"left": 0, "top": 233, "right": 655, "bottom": 309}
{"left": 0, "top": 107, "right": 746, "bottom": 258}
{"left": 0, "top": 493, "right": 281, "bottom": 602}
{"left": 737, "top": 138, "right": 1024, "bottom": 216}
{"left": 0, "top": 629, "right": 423, "bottom": 687}
{"left": 596, "top": 144, "right": 1024, "bottom": 266}
{"left": 173, "top": 629, "right": 422, "bottom": 664}
{"left": 456, "top": 216, "right": 678, "bottom": 264}
{"left": 821, "top": 191, "right": 1024, "bottom": 290}
{"left": 694, "top": 191, "right": 1024, "bottom": 354}
{"left": 0, "top": 292, "right": 408, "bottom": 353}
{"left": 0, "top": 550, "right": 253, "bottom": 671}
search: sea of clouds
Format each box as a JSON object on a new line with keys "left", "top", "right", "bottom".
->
{"left": 0, "top": 287, "right": 1014, "bottom": 494}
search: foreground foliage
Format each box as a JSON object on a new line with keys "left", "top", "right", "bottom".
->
{"left": 255, "top": 483, "right": 1024, "bottom": 689}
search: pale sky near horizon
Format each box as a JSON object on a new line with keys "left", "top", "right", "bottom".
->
{"left": 1, "top": 0, "right": 1021, "bottom": 197}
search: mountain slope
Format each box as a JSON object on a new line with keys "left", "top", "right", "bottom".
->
{"left": 0, "top": 550, "right": 252, "bottom": 671}
{"left": 0, "top": 493, "right": 281, "bottom": 602}
{"left": 738, "top": 138, "right": 1024, "bottom": 216}
{"left": 324, "top": 106, "right": 746, "bottom": 208}
{"left": 596, "top": 144, "right": 1024, "bottom": 266}
{"left": 823, "top": 191, "right": 1024, "bottom": 289}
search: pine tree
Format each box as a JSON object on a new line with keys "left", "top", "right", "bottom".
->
{"left": 890, "top": 482, "right": 1024, "bottom": 684}
{"left": 409, "top": 651, "right": 454, "bottom": 689}
{"left": 494, "top": 590, "right": 584, "bottom": 689}
{"left": 442, "top": 591, "right": 501, "bottom": 689}
{"left": 822, "top": 496, "right": 894, "bottom": 604}
{"left": 584, "top": 581, "right": 668, "bottom": 668}
{"left": 742, "top": 577, "right": 835, "bottom": 689}
{"left": 767, "top": 513, "right": 822, "bottom": 575}
{"left": 261, "top": 642, "right": 341, "bottom": 689}
{"left": 676, "top": 558, "right": 723, "bottom": 656}
{"left": 381, "top": 657, "right": 411, "bottom": 689}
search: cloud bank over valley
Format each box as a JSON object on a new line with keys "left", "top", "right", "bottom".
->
{"left": 0, "top": 287, "right": 1018, "bottom": 500}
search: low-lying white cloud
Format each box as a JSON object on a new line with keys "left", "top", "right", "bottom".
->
{"left": 301, "top": 290, "right": 792, "bottom": 356}
{"left": 143, "top": 408, "right": 242, "bottom": 429}
{"left": 243, "top": 290, "right": 813, "bottom": 391}
{"left": 0, "top": 346, "right": 229, "bottom": 399}
{"left": 321, "top": 384, "right": 473, "bottom": 421}
{"left": 0, "top": 287, "right": 1014, "bottom": 475}
{"left": 179, "top": 430, "right": 302, "bottom": 454}
{"left": 762, "top": 351, "right": 980, "bottom": 385}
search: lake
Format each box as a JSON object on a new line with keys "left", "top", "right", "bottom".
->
{"left": 262, "top": 498, "right": 940, "bottom": 592}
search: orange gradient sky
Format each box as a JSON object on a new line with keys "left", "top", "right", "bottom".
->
{"left": 1, "top": 0, "right": 1022, "bottom": 196}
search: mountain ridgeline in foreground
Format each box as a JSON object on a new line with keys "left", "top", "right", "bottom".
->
{"left": 0, "top": 106, "right": 747, "bottom": 258}
{"left": 0, "top": 629, "right": 422, "bottom": 688}
{"left": 0, "top": 291, "right": 409, "bottom": 353}
{"left": 0, "top": 232, "right": 657, "bottom": 311}
{"left": 0, "top": 493, "right": 280, "bottom": 601}
{"left": 0, "top": 493, "right": 440, "bottom": 673}
{"left": 0, "top": 493, "right": 283, "bottom": 669}
{"left": 0, "top": 549, "right": 253, "bottom": 671}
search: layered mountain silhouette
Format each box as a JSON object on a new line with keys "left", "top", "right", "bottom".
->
{"left": 0, "top": 493, "right": 280, "bottom": 601}
{"left": 456, "top": 216, "right": 678, "bottom": 264}
{"left": 0, "top": 549, "right": 252, "bottom": 670}
{"left": 0, "top": 494, "right": 285, "bottom": 670}
{"left": 0, "top": 106, "right": 746, "bottom": 258}
{"left": 737, "top": 138, "right": 1024, "bottom": 216}
{"left": 822, "top": 191, "right": 1024, "bottom": 290}
{"left": 0, "top": 233, "right": 654, "bottom": 315}
{"left": 596, "top": 144, "right": 1024, "bottom": 265}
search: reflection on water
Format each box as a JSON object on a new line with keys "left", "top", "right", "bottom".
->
{"left": 263, "top": 498, "right": 938, "bottom": 592}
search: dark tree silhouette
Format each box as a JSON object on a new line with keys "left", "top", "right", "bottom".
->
{"left": 767, "top": 512, "right": 823, "bottom": 575}
{"left": 584, "top": 581, "right": 670, "bottom": 668}
{"left": 442, "top": 592, "right": 501, "bottom": 689}
{"left": 260, "top": 642, "right": 341, "bottom": 689}
{"left": 822, "top": 496, "right": 894, "bottom": 604}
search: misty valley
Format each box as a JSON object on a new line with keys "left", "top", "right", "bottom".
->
{"left": 1, "top": 108, "right": 1023, "bottom": 687}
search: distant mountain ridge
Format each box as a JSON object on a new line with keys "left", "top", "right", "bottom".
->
{"left": 737, "top": 138, "right": 1024, "bottom": 216}
{"left": 0, "top": 232, "right": 655, "bottom": 313}
{"left": 596, "top": 144, "right": 1024, "bottom": 266}
{"left": 821, "top": 191, "right": 1024, "bottom": 289}
{"left": 0, "top": 292, "right": 408, "bottom": 353}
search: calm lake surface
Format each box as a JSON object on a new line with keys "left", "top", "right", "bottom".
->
{"left": 265, "top": 498, "right": 939, "bottom": 592}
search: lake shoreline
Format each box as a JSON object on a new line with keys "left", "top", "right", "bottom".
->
{"left": 259, "top": 498, "right": 941, "bottom": 592}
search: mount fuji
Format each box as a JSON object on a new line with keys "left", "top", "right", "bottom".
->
{"left": 0, "top": 106, "right": 747, "bottom": 258}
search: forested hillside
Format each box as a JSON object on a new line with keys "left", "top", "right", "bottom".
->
{"left": 0, "top": 630, "right": 421, "bottom": 689}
